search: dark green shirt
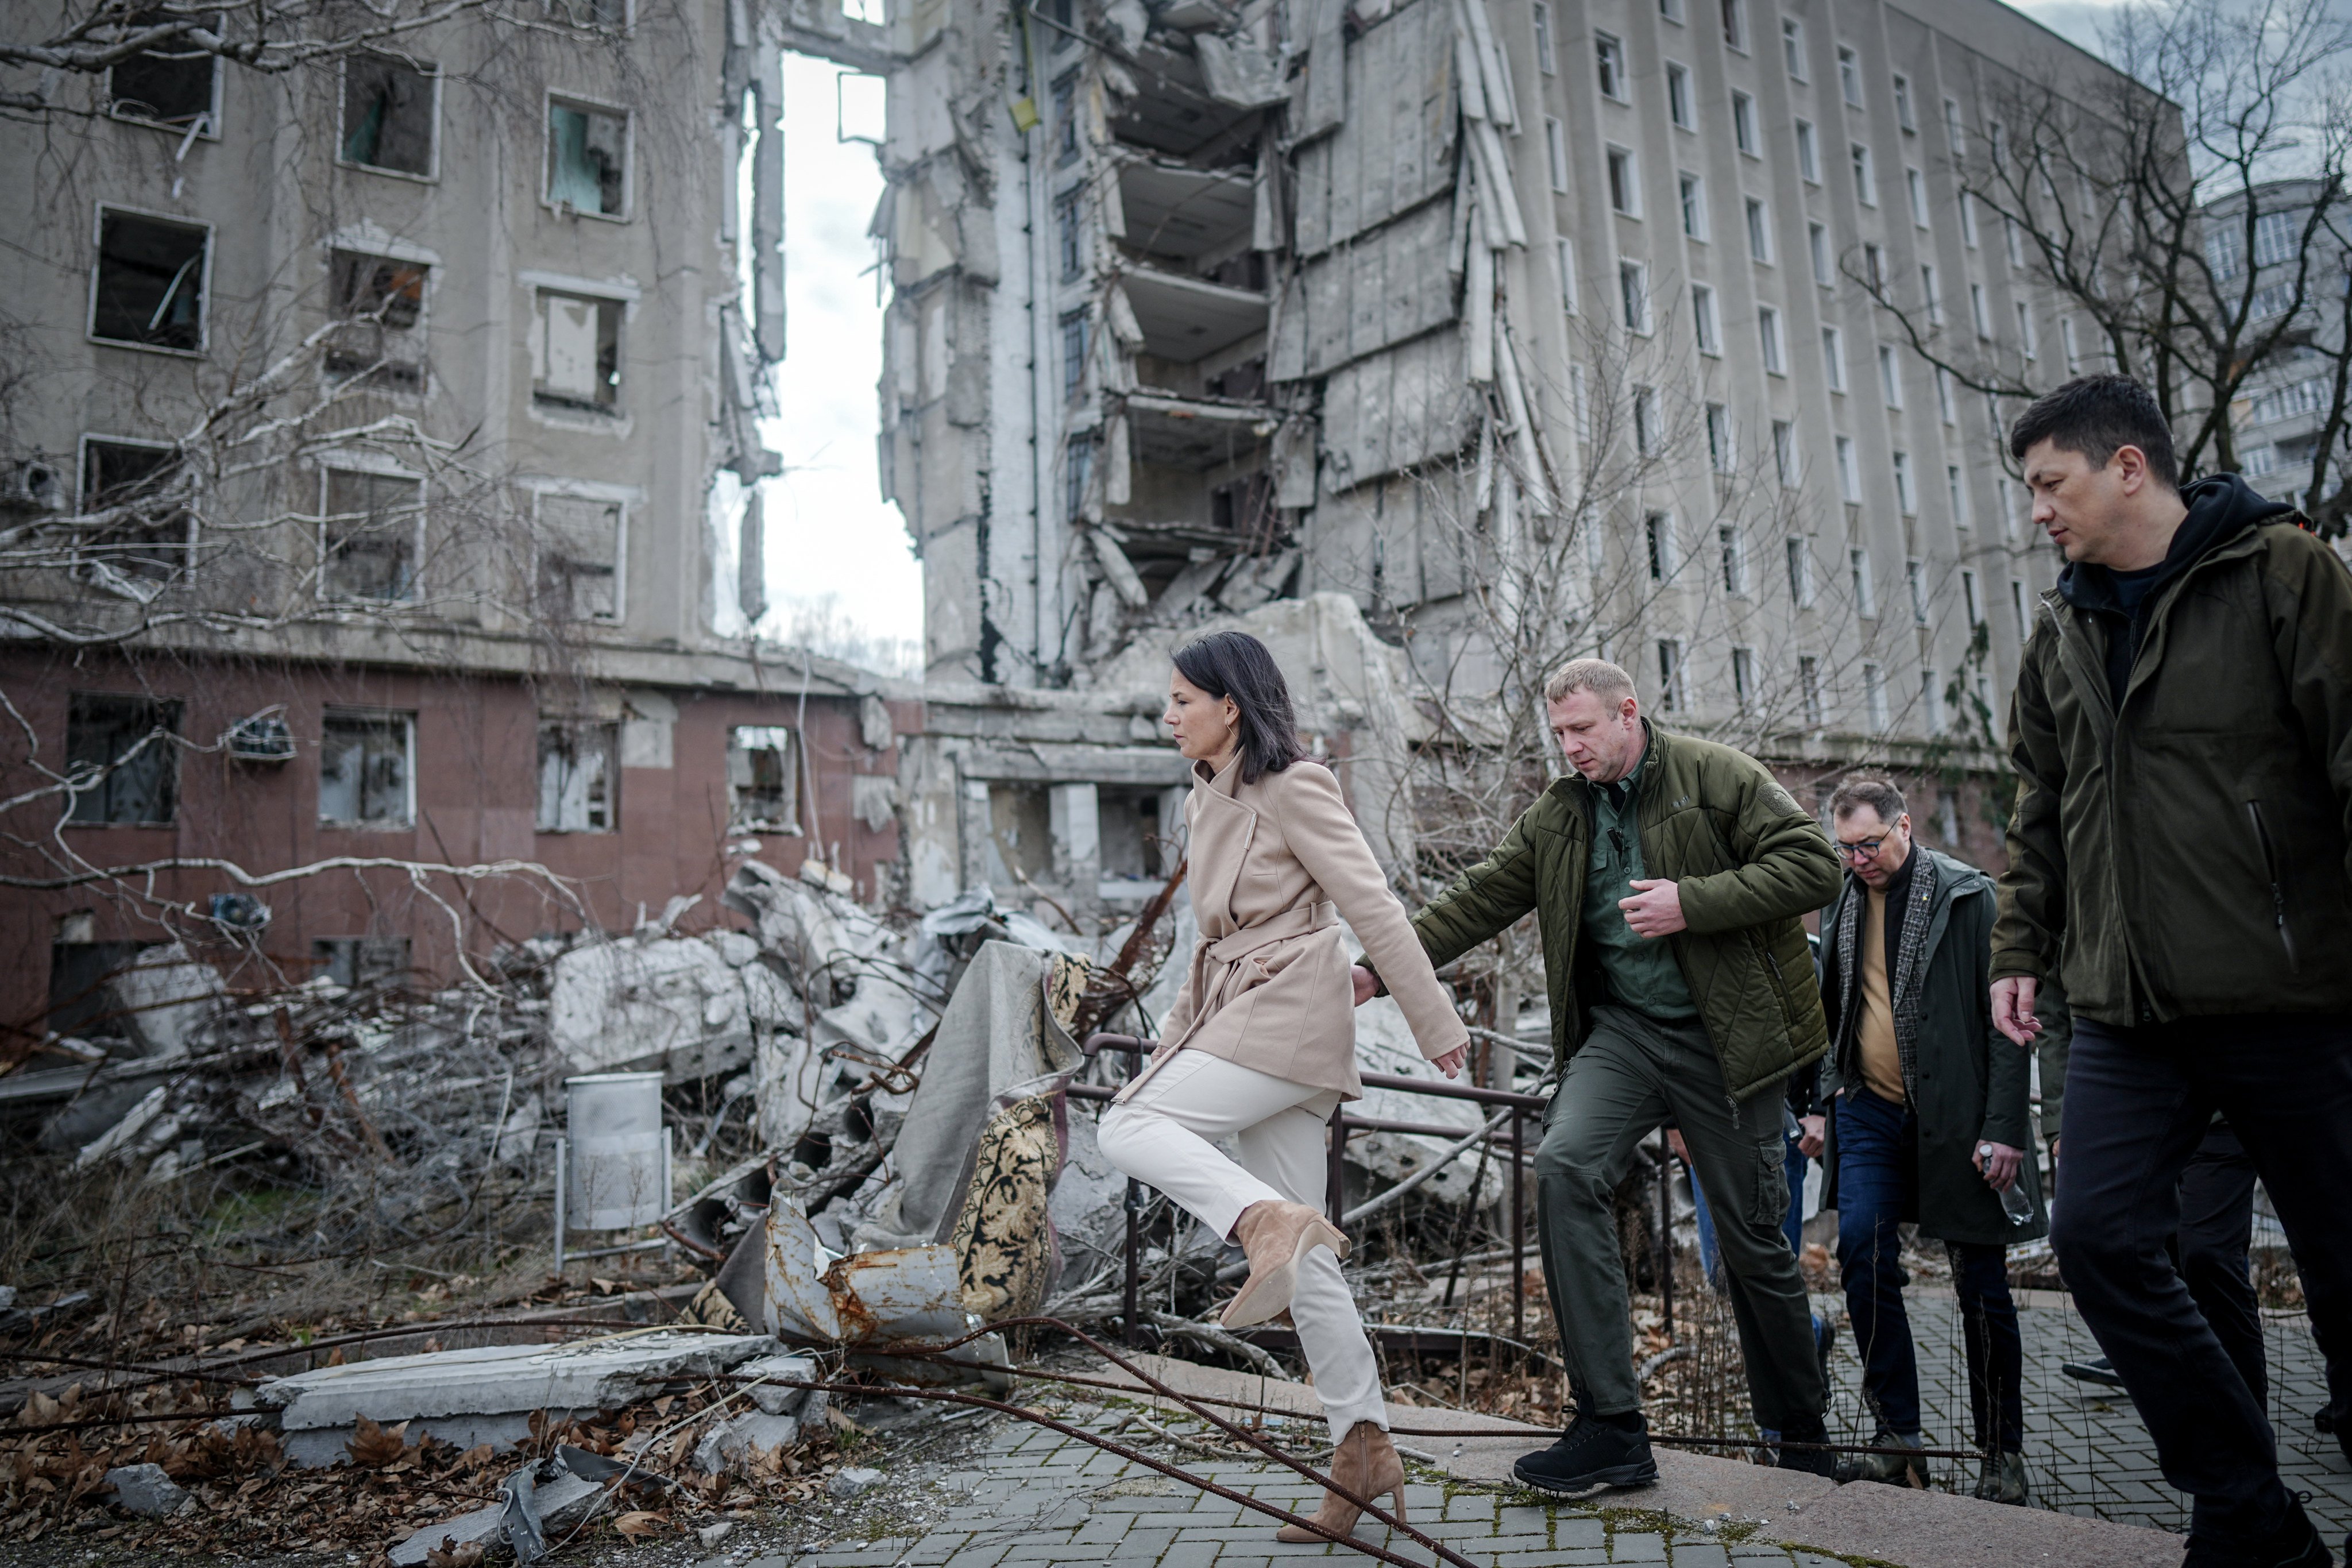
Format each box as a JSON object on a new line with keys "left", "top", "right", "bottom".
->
{"left": 1582, "top": 746, "right": 1698, "bottom": 1021}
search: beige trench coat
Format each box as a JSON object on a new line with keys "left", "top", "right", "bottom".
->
{"left": 1122, "top": 753, "right": 1469, "bottom": 1101}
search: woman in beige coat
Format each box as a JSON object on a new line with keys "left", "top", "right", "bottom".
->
{"left": 1097, "top": 631, "right": 1471, "bottom": 1540}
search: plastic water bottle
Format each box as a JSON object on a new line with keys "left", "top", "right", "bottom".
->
{"left": 1982, "top": 1143, "right": 2036, "bottom": 1225}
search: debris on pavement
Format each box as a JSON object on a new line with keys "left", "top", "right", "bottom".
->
{"left": 99, "top": 1462, "right": 188, "bottom": 1516}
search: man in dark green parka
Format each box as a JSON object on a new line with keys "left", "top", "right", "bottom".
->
{"left": 1811, "top": 774, "right": 2043, "bottom": 1504}
{"left": 1352, "top": 658, "right": 1843, "bottom": 1494}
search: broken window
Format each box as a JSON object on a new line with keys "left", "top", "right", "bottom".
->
{"left": 321, "top": 468, "right": 421, "bottom": 600}
{"left": 1059, "top": 310, "right": 1087, "bottom": 402}
{"left": 91, "top": 210, "right": 208, "bottom": 352}
{"left": 1055, "top": 192, "right": 1083, "bottom": 280}
{"left": 984, "top": 783, "right": 1053, "bottom": 890}
{"left": 67, "top": 693, "right": 181, "bottom": 825}
{"left": 1096, "top": 786, "right": 1175, "bottom": 884}
{"left": 108, "top": 12, "right": 217, "bottom": 127}
{"left": 538, "top": 721, "right": 617, "bottom": 831}
{"left": 535, "top": 493, "right": 623, "bottom": 620}
{"left": 326, "top": 250, "right": 428, "bottom": 389}
{"left": 534, "top": 290, "right": 622, "bottom": 410}
{"left": 1051, "top": 72, "right": 1080, "bottom": 166}
{"left": 1210, "top": 473, "right": 1274, "bottom": 538}
{"left": 727, "top": 725, "right": 799, "bottom": 831}
{"left": 341, "top": 53, "right": 437, "bottom": 175}
{"left": 547, "top": 99, "right": 628, "bottom": 215}
{"left": 78, "top": 439, "right": 192, "bottom": 585}
{"left": 312, "top": 937, "right": 411, "bottom": 988}
{"left": 319, "top": 712, "right": 413, "bottom": 825}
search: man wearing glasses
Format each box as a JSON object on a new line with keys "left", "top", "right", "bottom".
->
{"left": 1996, "top": 376, "right": 2352, "bottom": 1568}
{"left": 1809, "top": 774, "right": 2042, "bottom": 1504}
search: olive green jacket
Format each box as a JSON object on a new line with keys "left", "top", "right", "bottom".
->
{"left": 1373, "top": 723, "right": 1843, "bottom": 1100}
{"left": 1993, "top": 486, "right": 2352, "bottom": 1025}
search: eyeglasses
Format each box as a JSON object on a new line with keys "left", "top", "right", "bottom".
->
{"left": 1833, "top": 836, "right": 1890, "bottom": 860}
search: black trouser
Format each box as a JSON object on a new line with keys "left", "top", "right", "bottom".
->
{"left": 2175, "top": 1122, "right": 2266, "bottom": 1408}
{"left": 2053, "top": 1013, "right": 2352, "bottom": 1543}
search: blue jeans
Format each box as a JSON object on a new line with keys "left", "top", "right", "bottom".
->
{"left": 1835, "top": 1086, "right": 2024, "bottom": 1451}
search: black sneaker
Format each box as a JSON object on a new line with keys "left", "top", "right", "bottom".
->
{"left": 2181, "top": 1493, "right": 2333, "bottom": 1568}
{"left": 1511, "top": 1412, "right": 1659, "bottom": 1494}
{"left": 1774, "top": 1419, "right": 1841, "bottom": 1480}
{"left": 2061, "top": 1354, "right": 2126, "bottom": 1388}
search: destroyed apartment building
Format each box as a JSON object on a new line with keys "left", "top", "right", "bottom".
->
{"left": 0, "top": 0, "right": 918, "bottom": 1036}
{"left": 879, "top": 0, "right": 2164, "bottom": 885}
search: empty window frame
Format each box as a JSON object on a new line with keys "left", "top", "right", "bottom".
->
{"left": 1660, "top": 0, "right": 1683, "bottom": 22}
{"left": 1863, "top": 662, "right": 1888, "bottom": 728}
{"left": 1809, "top": 221, "right": 1831, "bottom": 284}
{"left": 1835, "top": 435, "right": 1860, "bottom": 500}
{"left": 1850, "top": 546, "right": 1876, "bottom": 616}
{"left": 1782, "top": 17, "right": 1806, "bottom": 78}
{"left": 727, "top": 725, "right": 800, "bottom": 830}
{"left": 2011, "top": 579, "right": 2030, "bottom": 640}
{"left": 1646, "top": 511, "right": 1677, "bottom": 580}
{"left": 326, "top": 249, "right": 429, "bottom": 389}
{"left": 1547, "top": 118, "right": 1570, "bottom": 192}
{"left": 1799, "top": 654, "right": 1824, "bottom": 724}
{"left": 1557, "top": 237, "right": 1579, "bottom": 314}
{"left": 1720, "top": 524, "right": 1748, "bottom": 593}
{"left": 2061, "top": 314, "right": 2080, "bottom": 372}
{"left": 1060, "top": 309, "right": 1088, "bottom": 401}
{"left": 1794, "top": 120, "right": 1819, "bottom": 183}
{"left": 1893, "top": 74, "right": 1914, "bottom": 130}
{"left": 341, "top": 53, "right": 438, "bottom": 176}
{"left": 319, "top": 712, "right": 414, "bottom": 827}
{"left": 1633, "top": 387, "right": 1660, "bottom": 452}
{"left": 1758, "top": 304, "right": 1785, "bottom": 372}
{"left": 535, "top": 491, "right": 624, "bottom": 620}
{"left": 1732, "top": 646, "right": 1755, "bottom": 705}
{"left": 2006, "top": 215, "right": 2025, "bottom": 267}
{"left": 1971, "top": 281, "right": 1990, "bottom": 337}
{"left": 1731, "top": 91, "right": 1757, "bottom": 155}
{"left": 1837, "top": 45, "right": 1861, "bottom": 106}
{"left": 77, "top": 438, "right": 192, "bottom": 585}
{"left": 1772, "top": 419, "right": 1797, "bottom": 484}
{"left": 1878, "top": 342, "right": 1903, "bottom": 406}
{"left": 67, "top": 693, "right": 181, "bottom": 825}
{"left": 1656, "top": 639, "right": 1687, "bottom": 711}
{"left": 1893, "top": 449, "right": 1915, "bottom": 513}
{"left": 1787, "top": 537, "right": 1816, "bottom": 606}
{"left": 1960, "top": 191, "right": 1979, "bottom": 248}
{"left": 1936, "top": 366, "right": 1957, "bottom": 422}
{"left": 1051, "top": 71, "right": 1080, "bottom": 164}
{"left": 321, "top": 467, "right": 422, "bottom": 601}
{"left": 1620, "top": 261, "right": 1651, "bottom": 333}
{"left": 1944, "top": 96, "right": 1964, "bottom": 154}
{"left": 1947, "top": 461, "right": 1967, "bottom": 517}
{"left": 2017, "top": 300, "right": 2038, "bottom": 358}
{"left": 1720, "top": 0, "right": 1745, "bottom": 52}
{"left": 1055, "top": 191, "right": 1083, "bottom": 279}
{"left": 1961, "top": 567, "right": 1983, "bottom": 626}
{"left": 107, "top": 12, "right": 218, "bottom": 129}
{"left": 1607, "top": 146, "right": 1640, "bottom": 215}
{"left": 1534, "top": 2, "right": 1557, "bottom": 71}
{"left": 538, "top": 721, "right": 617, "bottom": 831}
{"left": 1921, "top": 667, "right": 1944, "bottom": 732}
{"left": 1745, "top": 197, "right": 1772, "bottom": 262}
{"left": 312, "top": 937, "right": 411, "bottom": 989}
{"left": 534, "top": 289, "right": 622, "bottom": 410}
{"left": 547, "top": 97, "right": 628, "bottom": 216}
{"left": 1693, "top": 284, "right": 1720, "bottom": 353}
{"left": 1679, "top": 172, "right": 1708, "bottom": 239}
{"left": 1921, "top": 263, "right": 1942, "bottom": 326}
{"left": 1851, "top": 142, "right": 1875, "bottom": 205}
{"left": 1666, "top": 62, "right": 1694, "bottom": 129}
{"left": 1596, "top": 33, "right": 1627, "bottom": 99}
{"left": 90, "top": 208, "right": 208, "bottom": 353}
{"left": 1705, "top": 401, "right": 1733, "bottom": 469}
{"left": 1821, "top": 325, "right": 1845, "bottom": 391}
{"left": 1907, "top": 558, "right": 1929, "bottom": 624}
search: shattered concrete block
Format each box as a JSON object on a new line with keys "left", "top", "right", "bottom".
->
{"left": 388, "top": 1470, "right": 601, "bottom": 1566}
{"left": 257, "top": 1331, "right": 778, "bottom": 1431}
{"left": 692, "top": 1409, "right": 801, "bottom": 1473}
{"left": 827, "top": 1466, "right": 884, "bottom": 1499}
{"left": 103, "top": 1462, "right": 188, "bottom": 1515}
{"left": 103, "top": 943, "right": 226, "bottom": 1057}
{"left": 547, "top": 937, "right": 757, "bottom": 1080}
{"left": 735, "top": 1353, "right": 817, "bottom": 1416}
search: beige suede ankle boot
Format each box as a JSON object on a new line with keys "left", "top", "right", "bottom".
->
{"left": 1221, "top": 1200, "right": 1349, "bottom": 1330}
{"left": 1276, "top": 1421, "right": 1405, "bottom": 1542}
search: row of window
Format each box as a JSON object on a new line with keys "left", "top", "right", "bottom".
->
{"left": 1647, "top": 638, "right": 1987, "bottom": 737}
{"left": 1639, "top": 519, "right": 2033, "bottom": 634}
{"left": 67, "top": 434, "right": 625, "bottom": 613}
{"left": 61, "top": 697, "right": 794, "bottom": 833}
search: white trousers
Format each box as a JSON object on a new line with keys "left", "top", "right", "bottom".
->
{"left": 1096, "top": 1049, "right": 1388, "bottom": 1441}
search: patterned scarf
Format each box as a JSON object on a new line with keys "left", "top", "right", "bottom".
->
{"left": 1832, "top": 848, "right": 1940, "bottom": 1102}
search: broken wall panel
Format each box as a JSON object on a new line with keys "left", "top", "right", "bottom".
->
{"left": 1283, "top": 196, "right": 1458, "bottom": 379}
{"left": 1318, "top": 329, "right": 1473, "bottom": 493}
{"left": 1291, "top": 0, "right": 1458, "bottom": 259}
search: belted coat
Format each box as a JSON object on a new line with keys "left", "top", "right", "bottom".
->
{"left": 1127, "top": 752, "right": 1469, "bottom": 1100}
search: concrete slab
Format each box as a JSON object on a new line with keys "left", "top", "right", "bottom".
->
{"left": 1781, "top": 1478, "right": 2180, "bottom": 1568}
{"left": 257, "top": 1329, "right": 776, "bottom": 1430}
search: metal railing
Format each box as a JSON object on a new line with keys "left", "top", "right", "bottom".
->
{"left": 1072, "top": 1032, "right": 1548, "bottom": 1347}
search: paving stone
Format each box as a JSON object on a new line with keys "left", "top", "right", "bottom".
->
{"left": 1608, "top": 1530, "right": 1670, "bottom": 1561}
{"left": 1669, "top": 1544, "right": 1732, "bottom": 1567}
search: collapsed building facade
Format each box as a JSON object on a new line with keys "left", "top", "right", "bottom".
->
{"left": 880, "top": 0, "right": 2169, "bottom": 901}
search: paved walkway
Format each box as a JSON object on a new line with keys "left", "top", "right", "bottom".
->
{"left": 1826, "top": 1292, "right": 2349, "bottom": 1539}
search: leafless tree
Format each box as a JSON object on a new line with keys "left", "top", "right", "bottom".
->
{"left": 1855, "top": 0, "right": 2352, "bottom": 533}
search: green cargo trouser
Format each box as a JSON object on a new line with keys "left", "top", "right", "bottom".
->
{"left": 1535, "top": 1006, "right": 1826, "bottom": 1431}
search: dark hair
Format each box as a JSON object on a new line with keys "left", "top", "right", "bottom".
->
{"left": 1172, "top": 631, "right": 1306, "bottom": 785}
{"left": 1829, "top": 772, "right": 1907, "bottom": 824}
{"left": 2007, "top": 374, "right": 2179, "bottom": 491}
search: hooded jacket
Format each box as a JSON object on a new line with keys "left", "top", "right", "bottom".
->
{"left": 1991, "top": 474, "right": 2352, "bottom": 1024}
